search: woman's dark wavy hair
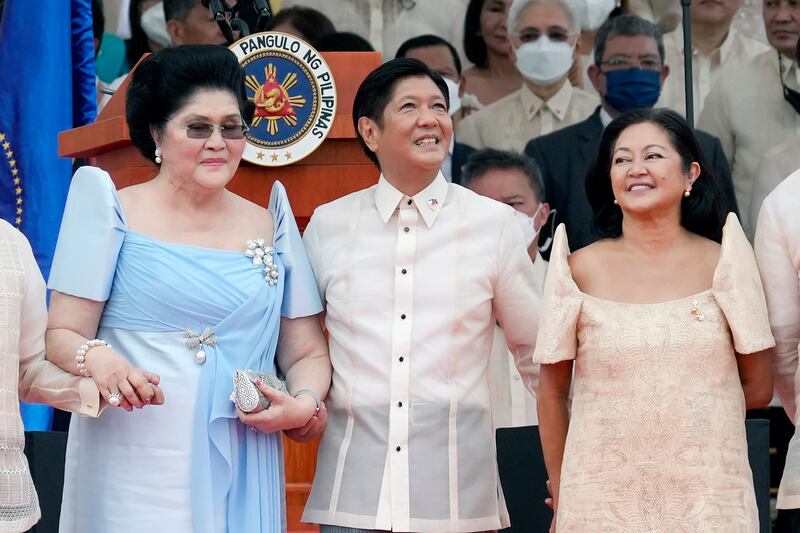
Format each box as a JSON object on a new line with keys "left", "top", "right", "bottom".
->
{"left": 586, "top": 108, "right": 725, "bottom": 243}
{"left": 126, "top": 45, "right": 254, "bottom": 164}
{"left": 464, "top": 0, "right": 489, "bottom": 68}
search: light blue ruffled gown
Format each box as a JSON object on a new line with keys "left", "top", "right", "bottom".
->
{"left": 48, "top": 167, "right": 322, "bottom": 533}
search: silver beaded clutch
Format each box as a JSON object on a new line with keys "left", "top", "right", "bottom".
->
{"left": 232, "top": 370, "right": 287, "bottom": 413}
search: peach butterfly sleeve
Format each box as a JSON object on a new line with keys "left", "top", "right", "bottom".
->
{"left": 713, "top": 213, "right": 776, "bottom": 356}
{"left": 532, "top": 224, "right": 583, "bottom": 365}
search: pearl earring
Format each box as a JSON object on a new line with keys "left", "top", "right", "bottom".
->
{"left": 155, "top": 147, "right": 162, "bottom": 164}
{"left": 683, "top": 184, "right": 692, "bottom": 198}
{"left": 613, "top": 198, "right": 619, "bottom": 205}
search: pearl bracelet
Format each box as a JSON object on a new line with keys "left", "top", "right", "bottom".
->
{"left": 76, "top": 339, "right": 111, "bottom": 377}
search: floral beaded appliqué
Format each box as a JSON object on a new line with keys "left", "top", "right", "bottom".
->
{"left": 690, "top": 299, "right": 705, "bottom": 322}
{"left": 245, "top": 238, "right": 279, "bottom": 285}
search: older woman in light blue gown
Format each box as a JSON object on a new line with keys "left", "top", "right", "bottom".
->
{"left": 44, "top": 45, "right": 331, "bottom": 533}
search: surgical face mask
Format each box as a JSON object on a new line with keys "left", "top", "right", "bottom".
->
{"left": 512, "top": 204, "right": 544, "bottom": 247}
{"left": 603, "top": 68, "right": 661, "bottom": 112}
{"left": 515, "top": 38, "right": 574, "bottom": 85}
{"left": 569, "top": 0, "right": 616, "bottom": 31}
{"left": 443, "top": 77, "right": 462, "bottom": 116}
{"left": 141, "top": 2, "right": 172, "bottom": 48}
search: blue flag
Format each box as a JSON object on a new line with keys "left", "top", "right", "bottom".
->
{"left": 0, "top": 0, "right": 98, "bottom": 430}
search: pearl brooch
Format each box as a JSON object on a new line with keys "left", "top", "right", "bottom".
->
{"left": 245, "top": 238, "right": 279, "bottom": 286}
{"left": 184, "top": 327, "right": 217, "bottom": 365}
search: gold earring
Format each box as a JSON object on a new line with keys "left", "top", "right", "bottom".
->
{"left": 683, "top": 184, "right": 692, "bottom": 198}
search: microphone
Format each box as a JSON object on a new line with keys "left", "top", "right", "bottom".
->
{"left": 681, "top": 0, "right": 694, "bottom": 128}
{"left": 251, "top": 0, "right": 273, "bottom": 32}
{"left": 201, "top": 0, "right": 235, "bottom": 43}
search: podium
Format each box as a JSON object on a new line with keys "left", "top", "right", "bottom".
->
{"left": 59, "top": 51, "right": 382, "bottom": 532}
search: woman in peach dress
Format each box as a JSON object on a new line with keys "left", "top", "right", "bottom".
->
{"left": 536, "top": 108, "right": 774, "bottom": 532}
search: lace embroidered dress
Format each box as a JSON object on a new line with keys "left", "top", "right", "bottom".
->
{"left": 47, "top": 167, "right": 322, "bottom": 533}
{"left": 534, "top": 214, "right": 774, "bottom": 532}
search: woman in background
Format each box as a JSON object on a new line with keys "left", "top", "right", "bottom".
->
{"left": 461, "top": 0, "right": 523, "bottom": 114}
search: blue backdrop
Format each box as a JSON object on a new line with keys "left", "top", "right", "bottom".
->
{"left": 0, "top": 0, "right": 98, "bottom": 430}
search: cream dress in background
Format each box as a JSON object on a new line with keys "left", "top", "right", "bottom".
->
{"left": 534, "top": 214, "right": 773, "bottom": 532}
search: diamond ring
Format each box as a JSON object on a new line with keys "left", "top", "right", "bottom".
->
{"left": 108, "top": 392, "right": 122, "bottom": 407}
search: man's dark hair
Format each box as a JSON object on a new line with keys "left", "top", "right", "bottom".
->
{"left": 587, "top": 108, "right": 724, "bottom": 242}
{"left": 462, "top": 149, "right": 546, "bottom": 201}
{"left": 315, "top": 31, "right": 373, "bottom": 52}
{"left": 395, "top": 34, "right": 463, "bottom": 76}
{"left": 594, "top": 14, "right": 665, "bottom": 66}
{"left": 126, "top": 44, "right": 254, "bottom": 164}
{"left": 163, "top": 0, "right": 197, "bottom": 23}
{"left": 264, "top": 6, "right": 335, "bottom": 43}
{"left": 352, "top": 58, "right": 449, "bottom": 166}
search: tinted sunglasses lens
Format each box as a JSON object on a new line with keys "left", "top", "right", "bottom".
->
{"left": 221, "top": 125, "right": 247, "bottom": 139}
{"left": 185, "top": 123, "right": 214, "bottom": 139}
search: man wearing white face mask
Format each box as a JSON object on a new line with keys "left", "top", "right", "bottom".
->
{"left": 457, "top": 0, "right": 598, "bottom": 152}
{"left": 396, "top": 34, "right": 476, "bottom": 184}
{"left": 463, "top": 148, "right": 554, "bottom": 531}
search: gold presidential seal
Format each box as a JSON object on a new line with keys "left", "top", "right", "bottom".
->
{"left": 230, "top": 32, "right": 337, "bottom": 167}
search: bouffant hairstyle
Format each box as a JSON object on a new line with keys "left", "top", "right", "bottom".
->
{"left": 126, "top": 44, "right": 253, "bottom": 163}
{"left": 586, "top": 108, "right": 725, "bottom": 243}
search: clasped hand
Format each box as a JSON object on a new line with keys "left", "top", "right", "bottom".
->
{"left": 86, "top": 347, "right": 165, "bottom": 411}
{"left": 236, "top": 380, "right": 327, "bottom": 442}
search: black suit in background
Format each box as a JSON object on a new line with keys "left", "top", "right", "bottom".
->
{"left": 450, "top": 141, "right": 474, "bottom": 185}
{"left": 525, "top": 107, "right": 739, "bottom": 253}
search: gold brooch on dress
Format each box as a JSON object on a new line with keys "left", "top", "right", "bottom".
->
{"left": 690, "top": 299, "right": 705, "bottom": 322}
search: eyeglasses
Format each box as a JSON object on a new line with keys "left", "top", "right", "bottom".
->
{"left": 169, "top": 120, "right": 250, "bottom": 140}
{"left": 600, "top": 56, "right": 663, "bottom": 72}
{"left": 513, "top": 28, "right": 573, "bottom": 44}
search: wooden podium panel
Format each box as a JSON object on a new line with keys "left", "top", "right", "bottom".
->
{"left": 59, "top": 50, "right": 382, "bottom": 532}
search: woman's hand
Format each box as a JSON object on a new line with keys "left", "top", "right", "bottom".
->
{"left": 237, "top": 380, "right": 317, "bottom": 434}
{"left": 546, "top": 479, "right": 557, "bottom": 533}
{"left": 85, "top": 346, "right": 164, "bottom": 411}
{"left": 284, "top": 400, "right": 328, "bottom": 443}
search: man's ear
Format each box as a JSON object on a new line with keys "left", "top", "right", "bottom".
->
{"left": 166, "top": 19, "right": 182, "bottom": 46}
{"left": 660, "top": 64, "right": 670, "bottom": 86}
{"left": 535, "top": 202, "right": 551, "bottom": 229}
{"left": 357, "top": 116, "right": 381, "bottom": 155}
{"left": 588, "top": 63, "right": 604, "bottom": 94}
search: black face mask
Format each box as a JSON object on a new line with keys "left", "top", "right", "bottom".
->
{"left": 780, "top": 53, "right": 800, "bottom": 116}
